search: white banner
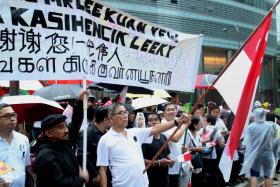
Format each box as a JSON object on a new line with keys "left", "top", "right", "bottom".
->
{"left": 0, "top": 0, "right": 202, "bottom": 92}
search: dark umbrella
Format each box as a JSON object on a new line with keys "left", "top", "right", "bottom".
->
{"left": 89, "top": 83, "right": 153, "bottom": 94}
{"left": 90, "top": 84, "right": 117, "bottom": 93}
{"left": 33, "top": 84, "right": 93, "bottom": 101}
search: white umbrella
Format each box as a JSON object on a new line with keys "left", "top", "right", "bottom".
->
{"left": 0, "top": 95, "right": 64, "bottom": 123}
{"left": 153, "top": 89, "right": 171, "bottom": 98}
{"left": 132, "top": 96, "right": 168, "bottom": 110}
{"left": 126, "top": 89, "right": 171, "bottom": 98}
{"left": 0, "top": 80, "right": 43, "bottom": 90}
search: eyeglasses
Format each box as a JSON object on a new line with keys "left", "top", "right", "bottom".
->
{"left": 0, "top": 112, "right": 17, "bottom": 119}
{"left": 112, "top": 111, "right": 129, "bottom": 116}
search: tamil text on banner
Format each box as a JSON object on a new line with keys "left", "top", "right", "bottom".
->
{"left": 0, "top": 0, "right": 202, "bottom": 92}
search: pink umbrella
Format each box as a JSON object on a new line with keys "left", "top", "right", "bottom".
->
{"left": 195, "top": 74, "right": 217, "bottom": 89}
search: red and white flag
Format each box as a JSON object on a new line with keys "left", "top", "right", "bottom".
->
{"left": 215, "top": 12, "right": 272, "bottom": 182}
{"left": 177, "top": 151, "right": 192, "bottom": 162}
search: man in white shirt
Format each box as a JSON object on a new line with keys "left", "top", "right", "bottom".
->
{"left": 0, "top": 103, "right": 31, "bottom": 187}
{"left": 97, "top": 103, "right": 191, "bottom": 187}
{"left": 161, "top": 103, "right": 189, "bottom": 187}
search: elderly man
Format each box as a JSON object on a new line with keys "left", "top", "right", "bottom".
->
{"left": 97, "top": 103, "right": 191, "bottom": 187}
{"left": 0, "top": 103, "right": 30, "bottom": 187}
{"left": 34, "top": 114, "right": 89, "bottom": 187}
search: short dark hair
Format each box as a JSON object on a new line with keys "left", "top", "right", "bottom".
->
{"left": 163, "top": 103, "right": 175, "bottom": 112}
{"left": 0, "top": 103, "right": 10, "bottom": 111}
{"left": 210, "top": 105, "right": 220, "bottom": 113}
{"left": 198, "top": 104, "right": 204, "bottom": 109}
{"left": 87, "top": 105, "right": 96, "bottom": 122}
{"left": 188, "top": 116, "right": 200, "bottom": 131}
{"left": 95, "top": 107, "right": 109, "bottom": 123}
{"left": 212, "top": 105, "right": 220, "bottom": 110}
{"left": 206, "top": 114, "right": 216, "bottom": 126}
{"left": 146, "top": 112, "right": 160, "bottom": 123}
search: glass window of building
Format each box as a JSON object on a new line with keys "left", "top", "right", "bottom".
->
{"left": 203, "top": 48, "right": 227, "bottom": 74}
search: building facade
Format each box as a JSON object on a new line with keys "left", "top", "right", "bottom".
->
{"left": 103, "top": 0, "right": 279, "bottom": 105}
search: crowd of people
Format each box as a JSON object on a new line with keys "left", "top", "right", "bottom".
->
{"left": 0, "top": 90, "right": 280, "bottom": 187}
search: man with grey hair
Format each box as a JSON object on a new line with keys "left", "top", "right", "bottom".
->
{"left": 97, "top": 103, "right": 191, "bottom": 187}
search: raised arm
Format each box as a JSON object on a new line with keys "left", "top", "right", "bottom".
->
{"left": 68, "top": 90, "right": 89, "bottom": 146}
{"left": 150, "top": 113, "right": 191, "bottom": 137}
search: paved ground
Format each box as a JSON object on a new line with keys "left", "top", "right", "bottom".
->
{"left": 233, "top": 174, "right": 280, "bottom": 187}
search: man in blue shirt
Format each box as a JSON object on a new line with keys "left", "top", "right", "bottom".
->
{"left": 0, "top": 103, "right": 30, "bottom": 187}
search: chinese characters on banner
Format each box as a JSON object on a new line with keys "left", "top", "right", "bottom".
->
{"left": 0, "top": 0, "right": 202, "bottom": 92}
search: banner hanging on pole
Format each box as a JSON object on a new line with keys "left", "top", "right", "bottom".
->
{"left": 0, "top": 0, "right": 202, "bottom": 92}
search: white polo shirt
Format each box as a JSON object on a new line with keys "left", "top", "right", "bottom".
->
{"left": 0, "top": 131, "right": 30, "bottom": 187}
{"left": 162, "top": 126, "right": 182, "bottom": 175}
{"left": 97, "top": 127, "right": 152, "bottom": 187}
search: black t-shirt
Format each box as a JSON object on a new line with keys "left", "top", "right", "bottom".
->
{"left": 142, "top": 134, "right": 170, "bottom": 187}
{"left": 77, "top": 124, "right": 112, "bottom": 187}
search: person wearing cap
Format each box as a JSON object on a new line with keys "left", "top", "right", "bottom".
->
{"left": 0, "top": 103, "right": 30, "bottom": 187}
{"left": 97, "top": 103, "right": 191, "bottom": 187}
{"left": 34, "top": 114, "right": 89, "bottom": 187}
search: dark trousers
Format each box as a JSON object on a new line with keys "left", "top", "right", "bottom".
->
{"left": 168, "top": 174, "right": 179, "bottom": 187}
{"left": 192, "top": 172, "right": 204, "bottom": 187}
{"left": 203, "top": 159, "right": 219, "bottom": 187}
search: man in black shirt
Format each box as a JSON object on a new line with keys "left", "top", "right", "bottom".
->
{"left": 77, "top": 106, "right": 112, "bottom": 187}
{"left": 142, "top": 113, "right": 175, "bottom": 187}
{"left": 34, "top": 114, "right": 89, "bottom": 187}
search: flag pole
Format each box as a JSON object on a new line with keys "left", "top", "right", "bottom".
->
{"left": 143, "top": 122, "right": 184, "bottom": 174}
{"left": 178, "top": 93, "right": 194, "bottom": 182}
{"left": 82, "top": 77, "right": 88, "bottom": 187}
{"left": 144, "top": 0, "right": 280, "bottom": 174}
{"left": 189, "top": 0, "right": 280, "bottom": 114}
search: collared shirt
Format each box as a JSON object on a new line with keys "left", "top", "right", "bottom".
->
{"left": 97, "top": 127, "right": 152, "bottom": 187}
{"left": 0, "top": 131, "right": 30, "bottom": 187}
